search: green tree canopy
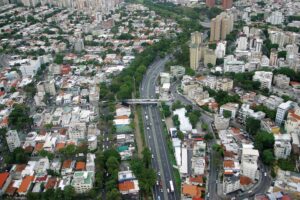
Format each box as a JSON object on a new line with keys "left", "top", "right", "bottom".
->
{"left": 254, "top": 131, "right": 275, "bottom": 152}
{"left": 8, "top": 104, "right": 33, "bottom": 131}
{"left": 246, "top": 117, "right": 261, "bottom": 135}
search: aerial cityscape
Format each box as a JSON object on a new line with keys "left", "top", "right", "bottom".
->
{"left": 0, "top": 0, "right": 299, "bottom": 199}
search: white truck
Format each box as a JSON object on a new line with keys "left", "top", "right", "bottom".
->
{"left": 169, "top": 180, "right": 174, "bottom": 192}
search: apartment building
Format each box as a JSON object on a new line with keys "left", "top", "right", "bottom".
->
{"left": 220, "top": 103, "right": 239, "bottom": 119}
{"left": 275, "top": 101, "right": 295, "bottom": 125}
{"left": 6, "top": 130, "right": 21, "bottom": 152}
{"left": 71, "top": 171, "right": 94, "bottom": 193}
{"left": 273, "top": 74, "right": 290, "bottom": 89}
{"left": 210, "top": 12, "right": 234, "bottom": 42}
{"left": 253, "top": 71, "right": 273, "bottom": 90}
{"left": 241, "top": 145, "right": 259, "bottom": 181}
{"left": 274, "top": 134, "right": 291, "bottom": 159}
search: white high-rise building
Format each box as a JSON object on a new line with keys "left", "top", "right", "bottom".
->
{"left": 253, "top": 71, "right": 273, "bottom": 90}
{"left": 215, "top": 41, "right": 227, "bottom": 59}
{"left": 266, "top": 11, "right": 284, "bottom": 25}
{"left": 6, "top": 130, "right": 21, "bottom": 152}
{"left": 237, "top": 35, "right": 248, "bottom": 51}
{"left": 241, "top": 145, "right": 259, "bottom": 181}
{"left": 275, "top": 101, "right": 294, "bottom": 125}
{"left": 274, "top": 134, "right": 291, "bottom": 159}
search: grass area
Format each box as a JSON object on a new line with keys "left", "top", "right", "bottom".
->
{"left": 137, "top": 105, "right": 146, "bottom": 146}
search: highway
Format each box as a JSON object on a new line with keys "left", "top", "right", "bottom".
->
{"left": 140, "top": 56, "right": 179, "bottom": 200}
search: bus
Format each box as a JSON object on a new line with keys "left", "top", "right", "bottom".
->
{"left": 169, "top": 180, "right": 174, "bottom": 192}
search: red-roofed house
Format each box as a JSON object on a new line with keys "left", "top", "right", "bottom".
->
{"left": 118, "top": 180, "right": 139, "bottom": 195}
{"left": 182, "top": 184, "right": 201, "bottom": 198}
{"left": 45, "top": 177, "right": 58, "bottom": 190}
{"left": 17, "top": 176, "right": 34, "bottom": 195}
{"left": 0, "top": 172, "right": 11, "bottom": 195}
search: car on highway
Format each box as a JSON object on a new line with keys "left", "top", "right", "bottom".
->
{"left": 248, "top": 190, "right": 252, "bottom": 194}
{"left": 152, "top": 154, "right": 154, "bottom": 159}
{"left": 158, "top": 172, "right": 161, "bottom": 176}
{"left": 264, "top": 172, "right": 267, "bottom": 176}
{"left": 147, "top": 126, "right": 150, "bottom": 130}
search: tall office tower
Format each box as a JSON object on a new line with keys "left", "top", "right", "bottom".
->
{"left": 190, "top": 32, "right": 204, "bottom": 70}
{"left": 206, "top": 0, "right": 215, "bottom": 8}
{"left": 222, "top": 0, "right": 233, "bottom": 10}
{"left": 210, "top": 12, "right": 234, "bottom": 42}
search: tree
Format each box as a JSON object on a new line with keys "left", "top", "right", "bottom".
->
{"left": 201, "top": 123, "right": 208, "bottom": 131}
{"left": 24, "top": 82, "right": 37, "bottom": 98}
{"left": 177, "top": 130, "right": 184, "bottom": 141}
{"left": 106, "top": 156, "right": 120, "bottom": 174}
{"left": 162, "top": 102, "right": 171, "bottom": 117}
{"left": 44, "top": 123, "right": 53, "bottom": 131}
{"left": 60, "top": 144, "right": 77, "bottom": 158}
{"left": 262, "top": 149, "right": 275, "bottom": 166}
{"left": 254, "top": 131, "right": 275, "bottom": 152}
{"left": 172, "top": 115, "right": 180, "bottom": 128}
{"left": 278, "top": 51, "right": 287, "bottom": 59}
{"left": 142, "top": 147, "right": 152, "bottom": 168}
{"left": 9, "top": 104, "right": 33, "bottom": 131}
{"left": 63, "top": 185, "right": 75, "bottom": 200}
{"left": 38, "top": 150, "right": 54, "bottom": 160}
{"left": 54, "top": 54, "right": 64, "bottom": 64}
{"left": 223, "top": 110, "right": 232, "bottom": 118}
{"left": 139, "top": 168, "right": 156, "bottom": 195}
{"left": 172, "top": 100, "right": 183, "bottom": 110}
{"left": 245, "top": 117, "right": 261, "bottom": 135}
{"left": 204, "top": 133, "right": 213, "bottom": 141}
{"left": 106, "top": 188, "right": 121, "bottom": 200}
{"left": 207, "top": 63, "right": 214, "bottom": 69}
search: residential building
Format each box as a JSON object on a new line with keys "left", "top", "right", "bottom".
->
{"left": 215, "top": 41, "right": 227, "bottom": 58}
{"left": 262, "top": 95, "right": 284, "bottom": 110}
{"left": 6, "top": 130, "right": 21, "bottom": 152}
{"left": 71, "top": 171, "right": 94, "bottom": 193}
{"left": 224, "top": 56, "right": 245, "bottom": 73}
{"left": 253, "top": 71, "right": 273, "bottom": 90}
{"left": 285, "top": 106, "right": 300, "bottom": 135}
{"left": 261, "top": 118, "right": 280, "bottom": 134}
{"left": 0, "top": 172, "right": 11, "bottom": 196}
{"left": 273, "top": 74, "right": 290, "bottom": 89}
{"left": 86, "top": 153, "right": 96, "bottom": 172}
{"left": 276, "top": 101, "right": 295, "bottom": 125}
{"left": 214, "top": 114, "right": 230, "bottom": 131}
{"left": 238, "top": 104, "right": 266, "bottom": 124}
{"left": 190, "top": 32, "right": 203, "bottom": 70}
{"left": 274, "top": 134, "right": 291, "bottom": 159}
{"left": 223, "top": 174, "right": 240, "bottom": 194}
{"left": 160, "top": 72, "right": 171, "bottom": 84}
{"left": 216, "top": 78, "right": 233, "bottom": 91}
{"left": 269, "top": 49, "right": 278, "bottom": 66}
{"left": 210, "top": 12, "right": 234, "bottom": 42}
{"left": 222, "top": 0, "right": 233, "bottom": 10}
{"left": 118, "top": 180, "right": 139, "bottom": 195}
{"left": 87, "top": 135, "right": 97, "bottom": 151}
{"left": 182, "top": 184, "right": 202, "bottom": 199}
{"left": 204, "top": 48, "right": 217, "bottom": 66}
{"left": 170, "top": 65, "right": 185, "bottom": 78}
{"left": 241, "top": 145, "right": 259, "bottom": 181}
{"left": 206, "top": 0, "right": 215, "bottom": 8}
{"left": 220, "top": 103, "right": 239, "bottom": 119}
{"left": 237, "top": 35, "right": 248, "bottom": 51}
{"left": 17, "top": 176, "right": 35, "bottom": 195}
{"left": 266, "top": 11, "right": 284, "bottom": 25}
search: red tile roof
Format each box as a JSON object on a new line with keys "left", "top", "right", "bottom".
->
{"left": 45, "top": 177, "right": 58, "bottom": 190}
{"left": 0, "top": 172, "right": 9, "bottom": 189}
{"left": 17, "top": 176, "right": 34, "bottom": 194}
{"left": 240, "top": 176, "right": 252, "bottom": 186}
{"left": 75, "top": 161, "right": 86, "bottom": 171}
{"left": 62, "top": 160, "right": 72, "bottom": 169}
{"left": 118, "top": 181, "right": 134, "bottom": 191}
{"left": 224, "top": 160, "right": 235, "bottom": 168}
{"left": 14, "top": 164, "right": 26, "bottom": 172}
{"left": 189, "top": 176, "right": 203, "bottom": 184}
{"left": 182, "top": 184, "right": 201, "bottom": 197}
{"left": 5, "top": 181, "right": 17, "bottom": 196}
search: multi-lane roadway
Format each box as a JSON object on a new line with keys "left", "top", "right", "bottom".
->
{"left": 140, "top": 56, "right": 179, "bottom": 200}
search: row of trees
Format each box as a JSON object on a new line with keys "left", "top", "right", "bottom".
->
{"left": 130, "top": 148, "right": 157, "bottom": 197}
